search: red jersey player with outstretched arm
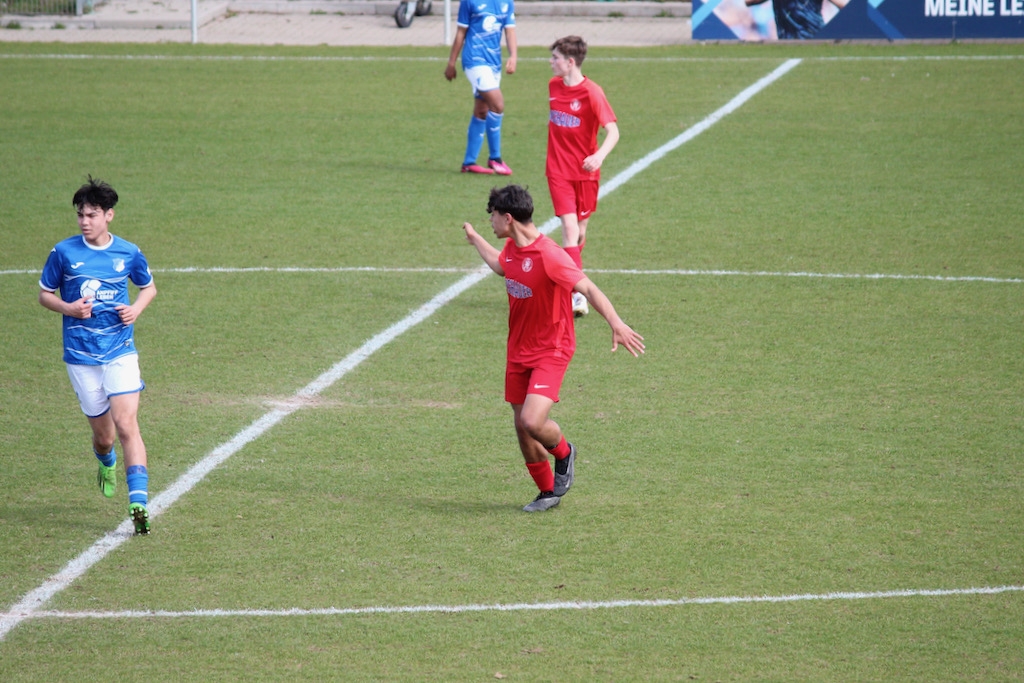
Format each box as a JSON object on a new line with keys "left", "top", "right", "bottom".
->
{"left": 463, "top": 184, "right": 643, "bottom": 512}
{"left": 546, "top": 35, "right": 620, "bottom": 318}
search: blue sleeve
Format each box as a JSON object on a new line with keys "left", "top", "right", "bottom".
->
{"left": 130, "top": 248, "right": 154, "bottom": 288}
{"left": 39, "top": 247, "right": 63, "bottom": 293}
{"left": 457, "top": 0, "right": 470, "bottom": 26}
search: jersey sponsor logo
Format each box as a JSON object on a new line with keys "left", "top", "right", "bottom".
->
{"left": 550, "top": 110, "right": 581, "bottom": 128}
{"left": 522, "top": 257, "right": 533, "bottom": 272}
{"left": 482, "top": 15, "right": 499, "bottom": 32}
{"left": 80, "top": 279, "right": 102, "bottom": 299}
{"left": 505, "top": 278, "right": 533, "bottom": 300}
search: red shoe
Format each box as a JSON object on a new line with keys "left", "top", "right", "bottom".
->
{"left": 488, "top": 158, "right": 513, "bottom": 176}
{"left": 461, "top": 163, "right": 494, "bottom": 174}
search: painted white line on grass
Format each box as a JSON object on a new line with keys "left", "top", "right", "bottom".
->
{"left": 2, "top": 266, "right": 1022, "bottom": 283}
{"left": 600, "top": 58, "right": 801, "bottom": 198}
{"left": 7, "top": 585, "right": 1022, "bottom": 622}
{"left": 0, "top": 60, "right": 798, "bottom": 642}
{"left": 584, "top": 268, "right": 1024, "bottom": 284}
{"left": 3, "top": 54, "right": 1023, "bottom": 64}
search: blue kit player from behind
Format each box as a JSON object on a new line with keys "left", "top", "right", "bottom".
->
{"left": 444, "top": 0, "right": 517, "bottom": 176}
{"left": 39, "top": 176, "right": 158, "bottom": 535}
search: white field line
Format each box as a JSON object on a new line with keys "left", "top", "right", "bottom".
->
{"left": 6, "top": 585, "right": 1022, "bottom": 623}
{"left": 0, "top": 59, "right": 792, "bottom": 641}
{"left": 2, "top": 266, "right": 1022, "bottom": 283}
{"left": 2, "top": 54, "right": 1023, "bottom": 64}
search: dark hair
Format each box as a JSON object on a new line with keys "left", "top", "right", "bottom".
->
{"left": 72, "top": 175, "right": 118, "bottom": 211}
{"left": 551, "top": 35, "right": 588, "bottom": 67}
{"left": 487, "top": 184, "right": 534, "bottom": 224}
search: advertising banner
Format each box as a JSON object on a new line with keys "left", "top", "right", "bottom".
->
{"left": 692, "top": 0, "right": 1024, "bottom": 40}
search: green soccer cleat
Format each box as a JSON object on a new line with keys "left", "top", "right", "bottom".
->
{"left": 97, "top": 463, "right": 117, "bottom": 498}
{"left": 129, "top": 502, "right": 150, "bottom": 535}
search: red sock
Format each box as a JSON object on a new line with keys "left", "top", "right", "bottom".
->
{"left": 564, "top": 245, "right": 583, "bottom": 269}
{"left": 526, "top": 461, "right": 555, "bottom": 493}
{"left": 546, "top": 436, "right": 571, "bottom": 460}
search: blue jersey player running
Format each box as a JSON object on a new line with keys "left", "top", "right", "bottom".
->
{"left": 445, "top": 0, "right": 517, "bottom": 176}
{"left": 38, "top": 176, "right": 158, "bottom": 535}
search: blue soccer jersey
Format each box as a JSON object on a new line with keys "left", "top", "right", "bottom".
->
{"left": 457, "top": 0, "right": 515, "bottom": 70}
{"left": 39, "top": 234, "right": 154, "bottom": 365}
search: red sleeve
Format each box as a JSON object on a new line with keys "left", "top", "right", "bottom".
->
{"left": 586, "top": 80, "right": 616, "bottom": 127}
{"left": 541, "top": 238, "right": 586, "bottom": 290}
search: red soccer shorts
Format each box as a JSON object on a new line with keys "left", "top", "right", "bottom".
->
{"left": 505, "top": 356, "right": 572, "bottom": 405}
{"left": 547, "top": 176, "right": 599, "bottom": 222}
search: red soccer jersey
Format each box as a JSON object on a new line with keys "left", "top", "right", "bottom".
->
{"left": 499, "top": 234, "right": 586, "bottom": 364}
{"left": 546, "top": 76, "right": 617, "bottom": 182}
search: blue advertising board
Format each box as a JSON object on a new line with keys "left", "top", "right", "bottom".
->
{"left": 692, "top": 0, "right": 1024, "bottom": 40}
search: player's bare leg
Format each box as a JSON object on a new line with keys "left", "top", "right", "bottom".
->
{"left": 513, "top": 396, "right": 577, "bottom": 510}
{"left": 109, "top": 392, "right": 151, "bottom": 534}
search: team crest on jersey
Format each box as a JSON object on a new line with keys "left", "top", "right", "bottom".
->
{"left": 522, "top": 257, "right": 533, "bottom": 272}
{"left": 500, "top": 3, "right": 508, "bottom": 11}
{"left": 570, "top": 100, "right": 581, "bottom": 112}
{"left": 112, "top": 258, "right": 125, "bottom": 273}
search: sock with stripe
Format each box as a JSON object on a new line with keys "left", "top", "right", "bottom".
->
{"left": 126, "top": 465, "right": 149, "bottom": 507}
{"left": 95, "top": 447, "right": 116, "bottom": 468}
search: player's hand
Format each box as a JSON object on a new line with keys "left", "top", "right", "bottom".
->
{"left": 115, "top": 303, "right": 139, "bottom": 325}
{"left": 582, "top": 153, "right": 604, "bottom": 173}
{"left": 506, "top": 56, "right": 517, "bottom": 75}
{"left": 445, "top": 64, "right": 457, "bottom": 81}
{"left": 68, "top": 297, "right": 94, "bottom": 319}
{"left": 462, "top": 222, "right": 479, "bottom": 242}
{"left": 611, "top": 324, "right": 645, "bottom": 358}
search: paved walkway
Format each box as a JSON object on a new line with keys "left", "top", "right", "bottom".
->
{"left": 0, "top": 0, "right": 692, "bottom": 46}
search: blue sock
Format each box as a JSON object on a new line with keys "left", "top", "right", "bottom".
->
{"left": 485, "top": 111, "right": 503, "bottom": 161}
{"left": 95, "top": 448, "right": 116, "bottom": 468}
{"left": 464, "top": 115, "right": 486, "bottom": 166}
{"left": 126, "top": 465, "right": 148, "bottom": 506}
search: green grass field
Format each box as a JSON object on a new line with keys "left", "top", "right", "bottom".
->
{"left": 1, "top": 40, "right": 1022, "bottom": 680}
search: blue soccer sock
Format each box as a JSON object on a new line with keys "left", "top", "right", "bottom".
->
{"left": 95, "top": 447, "right": 116, "bottom": 468}
{"left": 464, "top": 115, "right": 487, "bottom": 166}
{"left": 485, "top": 111, "right": 504, "bottom": 161}
{"left": 126, "top": 465, "right": 149, "bottom": 507}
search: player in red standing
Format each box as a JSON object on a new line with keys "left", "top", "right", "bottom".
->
{"left": 546, "top": 35, "right": 620, "bottom": 318}
{"left": 463, "top": 184, "right": 644, "bottom": 511}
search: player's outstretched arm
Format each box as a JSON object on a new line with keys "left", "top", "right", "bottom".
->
{"left": 463, "top": 222, "right": 504, "bottom": 275}
{"left": 574, "top": 277, "right": 645, "bottom": 357}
